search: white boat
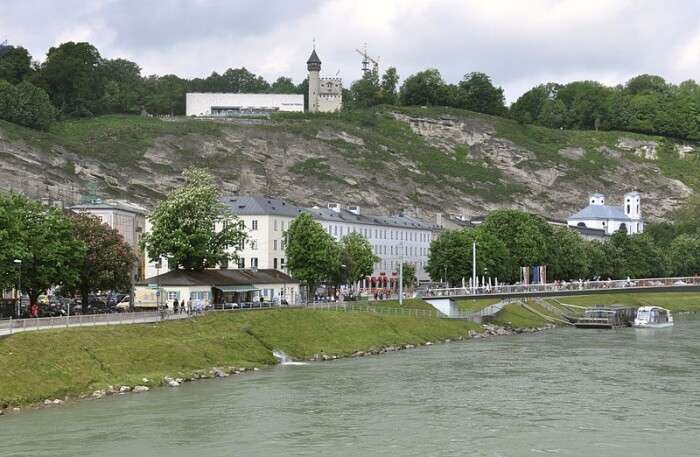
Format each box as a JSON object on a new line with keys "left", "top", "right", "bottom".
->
{"left": 633, "top": 306, "right": 674, "bottom": 328}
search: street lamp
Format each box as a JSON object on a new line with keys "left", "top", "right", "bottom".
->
{"left": 13, "top": 259, "right": 21, "bottom": 317}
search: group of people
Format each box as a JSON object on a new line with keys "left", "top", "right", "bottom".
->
{"left": 169, "top": 299, "right": 205, "bottom": 315}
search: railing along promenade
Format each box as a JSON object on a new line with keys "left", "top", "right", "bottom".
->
{"left": 0, "top": 304, "right": 277, "bottom": 337}
{"left": 419, "top": 276, "right": 700, "bottom": 299}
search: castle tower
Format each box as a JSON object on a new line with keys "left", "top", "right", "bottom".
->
{"left": 307, "top": 48, "right": 321, "bottom": 113}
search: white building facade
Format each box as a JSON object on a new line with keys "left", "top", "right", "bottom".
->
{"left": 186, "top": 93, "right": 303, "bottom": 117}
{"left": 567, "top": 192, "right": 643, "bottom": 235}
{"left": 145, "top": 196, "right": 438, "bottom": 284}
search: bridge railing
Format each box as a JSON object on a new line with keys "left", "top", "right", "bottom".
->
{"left": 419, "top": 276, "right": 700, "bottom": 298}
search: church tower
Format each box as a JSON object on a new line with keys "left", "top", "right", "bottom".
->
{"left": 307, "top": 48, "right": 322, "bottom": 113}
{"left": 624, "top": 191, "right": 642, "bottom": 233}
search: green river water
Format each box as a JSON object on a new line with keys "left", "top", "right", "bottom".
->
{"left": 2, "top": 314, "right": 700, "bottom": 456}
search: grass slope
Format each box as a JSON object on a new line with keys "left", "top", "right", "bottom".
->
{"left": 0, "top": 308, "right": 479, "bottom": 407}
{"left": 556, "top": 291, "right": 700, "bottom": 312}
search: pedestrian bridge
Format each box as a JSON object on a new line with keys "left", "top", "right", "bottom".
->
{"left": 419, "top": 276, "right": 700, "bottom": 302}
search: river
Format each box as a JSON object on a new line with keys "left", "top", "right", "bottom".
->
{"left": 2, "top": 314, "right": 700, "bottom": 457}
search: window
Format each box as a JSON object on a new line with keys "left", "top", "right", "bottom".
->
{"left": 250, "top": 240, "right": 258, "bottom": 250}
{"left": 238, "top": 240, "right": 244, "bottom": 250}
{"left": 274, "top": 240, "right": 278, "bottom": 250}
{"left": 190, "top": 291, "right": 210, "bottom": 301}
{"left": 167, "top": 291, "right": 179, "bottom": 301}
{"left": 220, "top": 259, "right": 229, "bottom": 269}
{"left": 238, "top": 258, "right": 245, "bottom": 268}
{"left": 334, "top": 226, "right": 338, "bottom": 236}
{"left": 274, "top": 258, "right": 278, "bottom": 269}
{"left": 274, "top": 220, "right": 278, "bottom": 231}
{"left": 251, "top": 257, "right": 259, "bottom": 268}
{"left": 251, "top": 220, "right": 258, "bottom": 230}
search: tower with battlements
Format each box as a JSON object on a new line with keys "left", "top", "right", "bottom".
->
{"left": 307, "top": 47, "right": 342, "bottom": 113}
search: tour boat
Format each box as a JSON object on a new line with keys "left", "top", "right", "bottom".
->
{"left": 633, "top": 306, "right": 674, "bottom": 328}
{"left": 574, "top": 306, "right": 637, "bottom": 329}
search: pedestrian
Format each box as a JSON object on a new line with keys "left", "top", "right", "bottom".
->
{"left": 180, "top": 299, "right": 185, "bottom": 314}
{"left": 187, "top": 299, "right": 192, "bottom": 315}
{"left": 259, "top": 295, "right": 264, "bottom": 307}
{"left": 173, "top": 299, "right": 179, "bottom": 314}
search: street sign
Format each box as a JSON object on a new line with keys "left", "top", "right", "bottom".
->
{"left": 156, "top": 291, "right": 160, "bottom": 297}
{"left": 148, "top": 283, "right": 158, "bottom": 289}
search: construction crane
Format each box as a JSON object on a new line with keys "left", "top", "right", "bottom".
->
{"left": 355, "top": 44, "right": 379, "bottom": 76}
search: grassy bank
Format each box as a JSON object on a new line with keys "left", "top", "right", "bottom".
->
{"left": 555, "top": 291, "right": 700, "bottom": 312}
{"left": 0, "top": 308, "right": 480, "bottom": 408}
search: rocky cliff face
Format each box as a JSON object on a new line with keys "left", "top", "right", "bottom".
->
{"left": 0, "top": 110, "right": 695, "bottom": 222}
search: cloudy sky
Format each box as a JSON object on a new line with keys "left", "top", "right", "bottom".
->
{"left": 2, "top": 0, "right": 699, "bottom": 102}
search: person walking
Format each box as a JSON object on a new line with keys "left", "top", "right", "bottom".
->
{"left": 187, "top": 299, "right": 192, "bottom": 316}
{"left": 180, "top": 299, "right": 186, "bottom": 314}
{"left": 173, "top": 299, "right": 179, "bottom": 314}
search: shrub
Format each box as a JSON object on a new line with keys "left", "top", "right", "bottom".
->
{"left": 0, "top": 80, "right": 58, "bottom": 130}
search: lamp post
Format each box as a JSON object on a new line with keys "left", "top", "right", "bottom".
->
{"left": 13, "top": 259, "right": 21, "bottom": 318}
{"left": 472, "top": 241, "right": 477, "bottom": 293}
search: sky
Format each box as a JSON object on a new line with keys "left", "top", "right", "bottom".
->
{"left": 1, "top": 0, "right": 699, "bottom": 103}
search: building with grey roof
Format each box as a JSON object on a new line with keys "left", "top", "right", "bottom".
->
{"left": 567, "top": 192, "right": 643, "bottom": 235}
{"left": 145, "top": 195, "right": 440, "bottom": 285}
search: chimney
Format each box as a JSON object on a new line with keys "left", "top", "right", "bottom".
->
{"left": 347, "top": 205, "right": 360, "bottom": 215}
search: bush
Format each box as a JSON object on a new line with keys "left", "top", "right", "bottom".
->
{"left": 0, "top": 80, "right": 57, "bottom": 130}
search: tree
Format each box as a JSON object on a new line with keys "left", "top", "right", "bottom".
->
{"left": 605, "top": 231, "right": 666, "bottom": 279}
{"left": 0, "top": 80, "right": 57, "bottom": 130}
{"left": 669, "top": 235, "right": 700, "bottom": 276}
{"left": 399, "top": 69, "right": 449, "bottom": 106}
{"left": 426, "top": 228, "right": 510, "bottom": 285}
{"left": 400, "top": 262, "right": 416, "bottom": 288}
{"left": 69, "top": 213, "right": 137, "bottom": 313}
{"left": 140, "top": 168, "right": 246, "bottom": 270}
{"left": 0, "top": 45, "right": 32, "bottom": 84}
{"left": 100, "top": 58, "right": 143, "bottom": 113}
{"left": 142, "top": 74, "right": 187, "bottom": 115}
{"left": 338, "top": 232, "right": 378, "bottom": 286}
{"left": 347, "top": 71, "right": 382, "bottom": 109}
{"left": 480, "top": 210, "right": 555, "bottom": 282}
{"left": 456, "top": 72, "right": 506, "bottom": 115}
{"left": 286, "top": 213, "right": 339, "bottom": 297}
{"left": 380, "top": 67, "right": 399, "bottom": 105}
{"left": 270, "top": 76, "right": 297, "bottom": 94}
{"left": 549, "top": 228, "right": 590, "bottom": 280}
{"left": 625, "top": 74, "right": 668, "bottom": 96}
{"left": 537, "top": 99, "right": 566, "bottom": 128}
{"left": 220, "top": 67, "right": 270, "bottom": 93}
{"left": 0, "top": 194, "right": 84, "bottom": 306}
{"left": 39, "top": 41, "right": 104, "bottom": 115}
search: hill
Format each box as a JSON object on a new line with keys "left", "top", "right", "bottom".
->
{"left": 0, "top": 106, "right": 697, "bottom": 220}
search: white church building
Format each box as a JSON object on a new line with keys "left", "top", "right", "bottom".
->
{"left": 567, "top": 192, "right": 643, "bottom": 235}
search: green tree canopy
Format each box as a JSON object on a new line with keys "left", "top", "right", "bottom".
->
{"left": 0, "top": 45, "right": 33, "bottom": 84}
{"left": 426, "top": 227, "right": 510, "bottom": 285}
{"left": 399, "top": 69, "right": 449, "bottom": 106}
{"left": 39, "top": 41, "right": 104, "bottom": 115}
{"left": 0, "top": 194, "right": 84, "bottom": 305}
{"left": 549, "top": 228, "right": 590, "bottom": 280}
{"left": 480, "top": 210, "right": 555, "bottom": 282}
{"left": 456, "top": 72, "right": 506, "bottom": 115}
{"left": 380, "top": 67, "right": 399, "bottom": 105}
{"left": 669, "top": 234, "right": 700, "bottom": 276}
{"left": 69, "top": 213, "right": 137, "bottom": 313}
{"left": 286, "top": 213, "right": 339, "bottom": 294}
{"left": 401, "top": 262, "right": 417, "bottom": 288}
{"left": 100, "top": 58, "right": 143, "bottom": 113}
{"left": 140, "top": 168, "right": 246, "bottom": 270}
{"left": 337, "top": 232, "right": 379, "bottom": 285}
{"left": 270, "top": 76, "right": 297, "bottom": 94}
{"left": 0, "top": 80, "right": 57, "bottom": 130}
